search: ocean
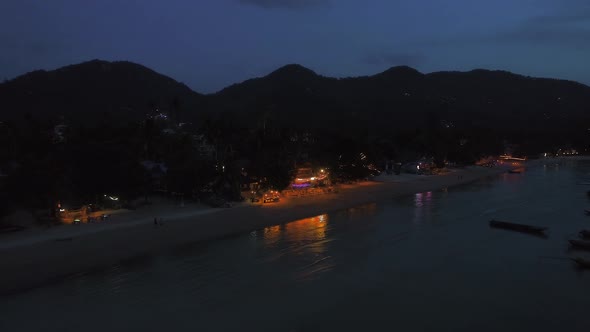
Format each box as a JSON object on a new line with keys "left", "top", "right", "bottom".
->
{"left": 1, "top": 159, "right": 589, "bottom": 332}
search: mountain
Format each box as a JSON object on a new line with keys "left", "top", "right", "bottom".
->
{"left": 211, "top": 65, "right": 590, "bottom": 133}
{"left": 0, "top": 60, "right": 204, "bottom": 125}
{"left": 2, "top": 60, "right": 589, "bottom": 136}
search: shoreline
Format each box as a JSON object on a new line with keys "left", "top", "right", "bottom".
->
{"left": 0, "top": 157, "right": 580, "bottom": 295}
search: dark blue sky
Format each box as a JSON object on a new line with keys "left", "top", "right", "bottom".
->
{"left": 1, "top": 0, "right": 589, "bottom": 93}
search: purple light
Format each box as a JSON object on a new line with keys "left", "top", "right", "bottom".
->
{"left": 292, "top": 183, "right": 311, "bottom": 188}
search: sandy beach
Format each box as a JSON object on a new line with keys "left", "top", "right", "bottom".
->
{"left": 0, "top": 159, "right": 572, "bottom": 295}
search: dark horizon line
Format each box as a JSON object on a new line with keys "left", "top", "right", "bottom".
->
{"left": 3, "top": 58, "right": 589, "bottom": 95}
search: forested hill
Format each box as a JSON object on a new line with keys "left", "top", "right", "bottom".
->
{"left": 0, "top": 60, "right": 204, "bottom": 125}
{"left": 1, "top": 60, "right": 589, "bottom": 135}
{"left": 211, "top": 64, "right": 590, "bottom": 132}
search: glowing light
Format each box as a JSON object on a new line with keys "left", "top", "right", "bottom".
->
{"left": 499, "top": 155, "right": 527, "bottom": 161}
{"left": 292, "top": 183, "right": 311, "bottom": 188}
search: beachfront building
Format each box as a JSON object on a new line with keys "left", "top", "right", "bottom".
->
{"left": 291, "top": 167, "right": 329, "bottom": 188}
{"left": 555, "top": 148, "right": 579, "bottom": 156}
{"left": 293, "top": 167, "right": 314, "bottom": 188}
{"left": 402, "top": 158, "right": 435, "bottom": 174}
{"left": 281, "top": 166, "right": 333, "bottom": 198}
{"left": 56, "top": 204, "right": 88, "bottom": 224}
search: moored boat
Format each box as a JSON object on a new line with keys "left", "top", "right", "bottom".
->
{"left": 508, "top": 170, "right": 521, "bottom": 174}
{"left": 489, "top": 220, "right": 547, "bottom": 234}
{"left": 569, "top": 239, "right": 590, "bottom": 250}
{"left": 572, "top": 257, "right": 590, "bottom": 269}
{"left": 579, "top": 230, "right": 590, "bottom": 239}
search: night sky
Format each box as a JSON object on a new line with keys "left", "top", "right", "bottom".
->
{"left": 1, "top": 0, "right": 589, "bottom": 93}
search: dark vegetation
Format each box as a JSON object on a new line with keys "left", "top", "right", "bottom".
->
{"left": 0, "top": 60, "right": 589, "bottom": 221}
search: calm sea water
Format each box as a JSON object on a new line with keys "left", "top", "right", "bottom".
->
{"left": 2, "top": 160, "right": 590, "bottom": 332}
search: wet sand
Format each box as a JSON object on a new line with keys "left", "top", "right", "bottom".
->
{"left": 0, "top": 163, "right": 546, "bottom": 295}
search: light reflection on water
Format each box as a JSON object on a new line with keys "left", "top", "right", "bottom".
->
{"left": 256, "top": 213, "right": 334, "bottom": 281}
{"left": 1, "top": 161, "right": 590, "bottom": 331}
{"left": 413, "top": 191, "right": 434, "bottom": 224}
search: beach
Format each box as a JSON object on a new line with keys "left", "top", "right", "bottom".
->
{"left": 0, "top": 161, "right": 558, "bottom": 295}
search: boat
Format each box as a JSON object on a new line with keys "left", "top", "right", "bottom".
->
{"left": 585, "top": 209, "right": 590, "bottom": 215}
{"left": 508, "top": 170, "right": 521, "bottom": 174}
{"left": 571, "top": 257, "right": 590, "bottom": 269}
{"left": 489, "top": 220, "right": 547, "bottom": 234}
{"left": 579, "top": 230, "right": 590, "bottom": 239}
{"left": 569, "top": 239, "right": 590, "bottom": 250}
